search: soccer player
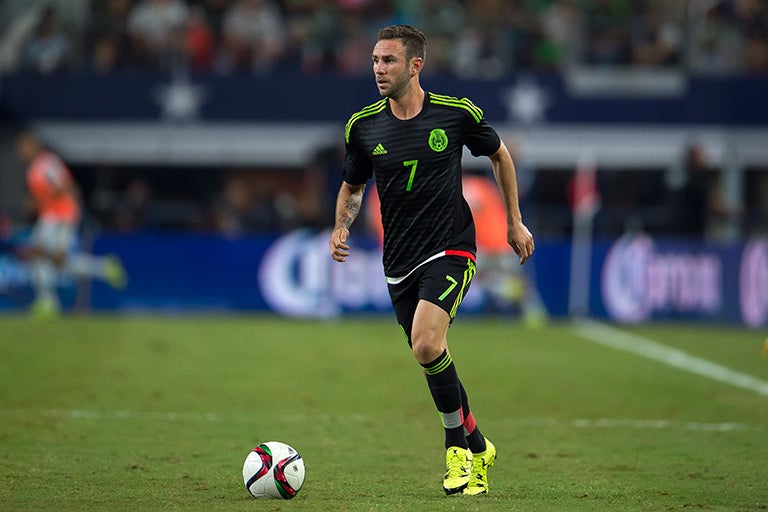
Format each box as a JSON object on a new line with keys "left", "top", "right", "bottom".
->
{"left": 329, "top": 25, "right": 534, "bottom": 495}
{"left": 15, "top": 131, "right": 127, "bottom": 317}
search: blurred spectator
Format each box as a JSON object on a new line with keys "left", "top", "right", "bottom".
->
{"left": 197, "top": 0, "right": 229, "bottom": 43}
{"left": 18, "top": 5, "right": 74, "bottom": 73}
{"left": 208, "top": 172, "right": 302, "bottom": 235}
{"left": 186, "top": 5, "right": 215, "bottom": 72}
{"left": 745, "top": 30, "right": 768, "bottom": 73}
{"left": 541, "top": 0, "right": 582, "bottom": 68}
{"left": 400, "top": 0, "right": 463, "bottom": 38}
{"left": 397, "top": 0, "right": 463, "bottom": 76}
{"left": 190, "top": 0, "right": 228, "bottom": 72}
{"left": 249, "top": 174, "right": 300, "bottom": 231}
{"left": 86, "top": 0, "right": 136, "bottom": 73}
{"left": 743, "top": 4, "right": 768, "bottom": 74}
{"left": 583, "top": 0, "right": 634, "bottom": 66}
{"left": 210, "top": 175, "right": 257, "bottom": 236}
{"left": 746, "top": 170, "right": 768, "bottom": 235}
{"left": 127, "top": 0, "right": 189, "bottom": 70}
{"left": 280, "top": 0, "right": 321, "bottom": 73}
{"left": 220, "top": 0, "right": 286, "bottom": 73}
{"left": 90, "top": 37, "right": 120, "bottom": 74}
{"left": 333, "top": 2, "right": 373, "bottom": 76}
{"left": 664, "top": 143, "right": 724, "bottom": 238}
{"left": 114, "top": 178, "right": 153, "bottom": 233}
{"left": 6, "top": 0, "right": 766, "bottom": 77}
{"left": 689, "top": 0, "right": 768, "bottom": 75}
{"left": 88, "top": 166, "right": 121, "bottom": 226}
{"left": 306, "top": 141, "right": 347, "bottom": 227}
{"left": 631, "top": 1, "right": 683, "bottom": 67}
{"left": 689, "top": 0, "right": 746, "bottom": 74}
{"left": 453, "top": 0, "right": 515, "bottom": 79}
{"left": 289, "top": 1, "right": 338, "bottom": 74}
{"left": 514, "top": 6, "right": 561, "bottom": 71}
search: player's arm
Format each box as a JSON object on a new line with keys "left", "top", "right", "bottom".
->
{"left": 488, "top": 140, "right": 535, "bottom": 264}
{"left": 44, "top": 163, "right": 78, "bottom": 198}
{"left": 329, "top": 180, "right": 365, "bottom": 263}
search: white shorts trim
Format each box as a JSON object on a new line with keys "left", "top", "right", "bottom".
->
{"left": 385, "top": 251, "right": 450, "bottom": 285}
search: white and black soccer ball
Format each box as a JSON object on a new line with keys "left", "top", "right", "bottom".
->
{"left": 242, "top": 441, "right": 305, "bottom": 499}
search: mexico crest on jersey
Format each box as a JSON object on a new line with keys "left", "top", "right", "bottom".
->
{"left": 428, "top": 128, "right": 448, "bottom": 152}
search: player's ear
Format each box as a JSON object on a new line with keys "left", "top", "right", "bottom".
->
{"left": 411, "top": 57, "right": 423, "bottom": 75}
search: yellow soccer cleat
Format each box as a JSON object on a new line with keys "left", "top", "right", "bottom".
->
{"left": 104, "top": 255, "right": 128, "bottom": 289}
{"left": 443, "top": 446, "right": 472, "bottom": 495}
{"left": 463, "top": 438, "right": 496, "bottom": 496}
{"left": 29, "top": 296, "right": 61, "bottom": 319}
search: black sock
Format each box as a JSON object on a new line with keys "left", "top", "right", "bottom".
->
{"left": 458, "top": 381, "right": 487, "bottom": 453}
{"left": 421, "top": 349, "right": 468, "bottom": 449}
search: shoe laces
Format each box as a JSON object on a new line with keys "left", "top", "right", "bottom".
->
{"left": 446, "top": 448, "right": 469, "bottom": 478}
{"left": 467, "top": 453, "right": 488, "bottom": 487}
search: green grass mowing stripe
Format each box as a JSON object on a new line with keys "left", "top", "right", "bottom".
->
{"left": 573, "top": 319, "right": 768, "bottom": 397}
{"left": 0, "top": 407, "right": 759, "bottom": 433}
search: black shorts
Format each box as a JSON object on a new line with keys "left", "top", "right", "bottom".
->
{"left": 388, "top": 255, "right": 477, "bottom": 346}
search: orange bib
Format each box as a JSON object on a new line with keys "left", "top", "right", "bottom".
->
{"left": 26, "top": 152, "right": 80, "bottom": 224}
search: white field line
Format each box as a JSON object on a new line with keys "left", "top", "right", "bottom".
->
{"left": 573, "top": 319, "right": 768, "bottom": 398}
{"left": 0, "top": 408, "right": 757, "bottom": 432}
{"left": 497, "top": 417, "right": 751, "bottom": 432}
{"left": 0, "top": 408, "right": 222, "bottom": 422}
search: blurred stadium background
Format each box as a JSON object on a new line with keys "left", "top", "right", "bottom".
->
{"left": 0, "top": 0, "right": 767, "bottom": 326}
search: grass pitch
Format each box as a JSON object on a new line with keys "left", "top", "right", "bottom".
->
{"left": 0, "top": 315, "right": 767, "bottom": 511}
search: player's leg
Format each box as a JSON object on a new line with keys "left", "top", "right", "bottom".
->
{"left": 449, "top": 309, "right": 496, "bottom": 496}
{"left": 457, "top": 381, "right": 486, "bottom": 454}
{"left": 388, "top": 270, "right": 469, "bottom": 494}
{"left": 429, "top": 366, "right": 495, "bottom": 496}
{"left": 27, "top": 219, "right": 66, "bottom": 316}
{"left": 414, "top": 256, "right": 487, "bottom": 494}
{"left": 415, "top": 256, "right": 496, "bottom": 495}
{"left": 66, "top": 252, "right": 127, "bottom": 289}
{"left": 425, "top": 369, "right": 487, "bottom": 454}
{"left": 389, "top": 258, "right": 490, "bottom": 495}
{"left": 411, "top": 300, "right": 464, "bottom": 445}
{"left": 37, "top": 222, "right": 128, "bottom": 289}
{"left": 411, "top": 300, "right": 472, "bottom": 495}
{"left": 411, "top": 300, "right": 468, "bottom": 444}
{"left": 412, "top": 256, "right": 479, "bottom": 444}
{"left": 460, "top": 374, "right": 496, "bottom": 496}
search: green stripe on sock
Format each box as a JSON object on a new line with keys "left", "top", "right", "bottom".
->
{"left": 424, "top": 352, "right": 453, "bottom": 375}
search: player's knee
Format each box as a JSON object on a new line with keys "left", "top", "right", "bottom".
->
{"left": 411, "top": 330, "right": 444, "bottom": 364}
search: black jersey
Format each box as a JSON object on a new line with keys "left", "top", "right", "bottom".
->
{"left": 343, "top": 92, "right": 501, "bottom": 278}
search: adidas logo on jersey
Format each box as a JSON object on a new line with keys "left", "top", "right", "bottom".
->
{"left": 372, "top": 143, "right": 388, "bottom": 155}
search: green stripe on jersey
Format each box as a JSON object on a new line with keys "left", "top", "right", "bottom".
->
{"left": 429, "top": 93, "right": 484, "bottom": 123}
{"left": 345, "top": 99, "right": 387, "bottom": 142}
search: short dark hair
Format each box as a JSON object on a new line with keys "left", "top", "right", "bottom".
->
{"left": 376, "top": 25, "right": 426, "bottom": 62}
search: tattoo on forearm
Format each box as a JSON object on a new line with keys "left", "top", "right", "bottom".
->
{"left": 342, "top": 196, "right": 361, "bottom": 229}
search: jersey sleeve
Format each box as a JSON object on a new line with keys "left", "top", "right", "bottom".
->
{"left": 43, "top": 158, "right": 69, "bottom": 191}
{"left": 463, "top": 116, "right": 501, "bottom": 158}
{"left": 342, "top": 126, "right": 373, "bottom": 185}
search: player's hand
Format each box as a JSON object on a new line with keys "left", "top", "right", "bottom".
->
{"left": 329, "top": 226, "right": 351, "bottom": 262}
{"left": 507, "top": 220, "right": 534, "bottom": 265}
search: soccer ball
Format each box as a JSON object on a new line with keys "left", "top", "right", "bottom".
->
{"left": 242, "top": 441, "right": 305, "bottom": 499}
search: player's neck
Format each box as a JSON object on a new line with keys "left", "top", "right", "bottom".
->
{"left": 389, "top": 86, "right": 425, "bottom": 120}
